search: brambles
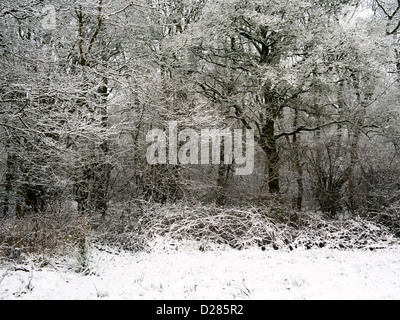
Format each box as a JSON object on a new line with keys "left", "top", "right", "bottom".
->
{"left": 96, "top": 202, "right": 399, "bottom": 252}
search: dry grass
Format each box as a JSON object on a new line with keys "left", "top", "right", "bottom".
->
{"left": 1, "top": 201, "right": 399, "bottom": 266}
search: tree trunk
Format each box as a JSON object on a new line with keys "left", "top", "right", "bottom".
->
{"left": 216, "top": 163, "right": 230, "bottom": 206}
{"left": 292, "top": 133, "right": 304, "bottom": 210}
{"left": 292, "top": 108, "right": 303, "bottom": 210}
{"left": 347, "top": 130, "right": 360, "bottom": 212}
{"left": 260, "top": 119, "right": 280, "bottom": 194}
{"left": 3, "top": 152, "right": 14, "bottom": 217}
{"left": 93, "top": 79, "right": 111, "bottom": 217}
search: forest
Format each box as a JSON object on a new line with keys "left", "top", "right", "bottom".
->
{"left": 0, "top": 0, "right": 400, "bottom": 270}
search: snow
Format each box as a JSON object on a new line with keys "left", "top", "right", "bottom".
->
{"left": 1, "top": 240, "right": 400, "bottom": 300}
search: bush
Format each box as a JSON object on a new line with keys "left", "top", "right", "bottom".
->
{"left": 102, "top": 202, "right": 399, "bottom": 251}
{"left": 0, "top": 210, "right": 92, "bottom": 269}
{"left": 1, "top": 201, "right": 399, "bottom": 267}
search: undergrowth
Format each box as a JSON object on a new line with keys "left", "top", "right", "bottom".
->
{"left": 1, "top": 201, "right": 399, "bottom": 267}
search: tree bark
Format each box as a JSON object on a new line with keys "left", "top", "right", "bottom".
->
{"left": 292, "top": 108, "right": 303, "bottom": 210}
{"left": 3, "top": 152, "right": 14, "bottom": 217}
{"left": 216, "top": 142, "right": 232, "bottom": 206}
{"left": 260, "top": 119, "right": 280, "bottom": 194}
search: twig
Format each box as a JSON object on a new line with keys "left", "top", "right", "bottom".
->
{"left": 107, "top": 2, "right": 156, "bottom": 16}
{"left": 26, "top": 268, "right": 33, "bottom": 291}
{"left": 14, "top": 266, "right": 30, "bottom": 272}
{"left": 0, "top": 269, "right": 10, "bottom": 286}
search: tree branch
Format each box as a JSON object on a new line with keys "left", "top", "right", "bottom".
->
{"left": 87, "top": 0, "right": 103, "bottom": 56}
{"left": 275, "top": 121, "right": 349, "bottom": 140}
{"left": 75, "top": 5, "right": 85, "bottom": 66}
{"left": 375, "top": 0, "right": 391, "bottom": 18}
{"left": 375, "top": 0, "right": 400, "bottom": 34}
{"left": 389, "top": 20, "right": 400, "bottom": 34}
{"left": 107, "top": 2, "right": 156, "bottom": 16}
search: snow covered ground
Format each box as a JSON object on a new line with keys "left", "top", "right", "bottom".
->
{"left": 1, "top": 240, "right": 400, "bottom": 300}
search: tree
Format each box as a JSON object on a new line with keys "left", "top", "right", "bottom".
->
{"left": 0, "top": 0, "right": 397, "bottom": 219}
{"left": 163, "top": 0, "right": 388, "bottom": 208}
{"left": 0, "top": 0, "right": 70, "bottom": 217}
{"left": 0, "top": 0, "right": 154, "bottom": 216}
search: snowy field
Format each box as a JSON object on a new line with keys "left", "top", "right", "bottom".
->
{"left": 1, "top": 240, "right": 400, "bottom": 300}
